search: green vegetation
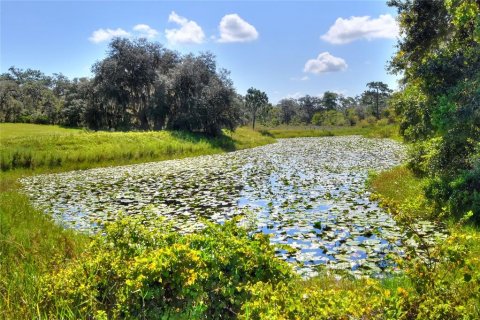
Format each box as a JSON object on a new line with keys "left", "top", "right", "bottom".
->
{"left": 0, "top": 123, "right": 274, "bottom": 319}
{"left": 0, "top": 124, "right": 274, "bottom": 172}
{"left": 0, "top": 190, "right": 88, "bottom": 318}
{"left": 388, "top": 0, "right": 480, "bottom": 222}
{"left": 40, "top": 216, "right": 293, "bottom": 319}
{"left": 29, "top": 167, "right": 480, "bottom": 319}
{"left": 369, "top": 166, "right": 480, "bottom": 319}
{"left": 260, "top": 123, "right": 400, "bottom": 140}
{"left": 0, "top": 123, "right": 83, "bottom": 139}
{"left": 1, "top": 39, "right": 243, "bottom": 135}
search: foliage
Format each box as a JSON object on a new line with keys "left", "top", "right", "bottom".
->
{"left": 363, "top": 81, "right": 393, "bottom": 119}
{"left": 311, "top": 110, "right": 346, "bottom": 126}
{"left": 40, "top": 215, "right": 293, "bottom": 319}
{"left": 245, "top": 88, "right": 269, "bottom": 130}
{"left": 240, "top": 277, "right": 387, "bottom": 319}
{"left": 388, "top": 0, "right": 480, "bottom": 222}
{"left": 320, "top": 91, "right": 339, "bottom": 110}
{"left": 369, "top": 166, "right": 480, "bottom": 320}
{"left": 297, "top": 95, "right": 322, "bottom": 123}
{"left": 277, "top": 98, "right": 299, "bottom": 125}
{"left": 164, "top": 53, "right": 241, "bottom": 135}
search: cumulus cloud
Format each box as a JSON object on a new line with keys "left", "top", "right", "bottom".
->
{"left": 133, "top": 24, "right": 159, "bottom": 39}
{"left": 218, "top": 14, "right": 259, "bottom": 43}
{"left": 321, "top": 14, "right": 399, "bottom": 44}
{"left": 304, "top": 52, "right": 347, "bottom": 74}
{"left": 165, "top": 11, "right": 205, "bottom": 44}
{"left": 89, "top": 28, "right": 130, "bottom": 43}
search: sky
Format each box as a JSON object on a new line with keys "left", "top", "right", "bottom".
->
{"left": 1, "top": 0, "right": 400, "bottom": 103}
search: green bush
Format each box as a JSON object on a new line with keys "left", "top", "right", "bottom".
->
{"left": 40, "top": 215, "right": 293, "bottom": 319}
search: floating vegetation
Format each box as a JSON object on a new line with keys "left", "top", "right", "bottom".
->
{"left": 21, "top": 136, "right": 444, "bottom": 277}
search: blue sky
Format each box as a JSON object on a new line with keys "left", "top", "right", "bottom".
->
{"left": 1, "top": 0, "right": 400, "bottom": 103}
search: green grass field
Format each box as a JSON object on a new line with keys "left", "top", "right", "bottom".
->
{"left": 258, "top": 123, "right": 401, "bottom": 140}
{"left": 0, "top": 124, "right": 275, "bottom": 174}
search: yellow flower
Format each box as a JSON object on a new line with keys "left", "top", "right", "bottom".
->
{"left": 397, "top": 287, "right": 408, "bottom": 297}
{"left": 384, "top": 289, "right": 391, "bottom": 298}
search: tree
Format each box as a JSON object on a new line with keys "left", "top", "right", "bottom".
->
{"left": 0, "top": 80, "right": 23, "bottom": 122}
{"left": 91, "top": 38, "right": 165, "bottom": 130}
{"left": 277, "top": 98, "right": 298, "bottom": 125}
{"left": 388, "top": 0, "right": 480, "bottom": 221}
{"left": 245, "top": 88, "right": 268, "bottom": 130}
{"left": 321, "top": 91, "right": 339, "bottom": 110}
{"left": 166, "top": 53, "right": 241, "bottom": 135}
{"left": 312, "top": 110, "right": 346, "bottom": 126}
{"left": 365, "top": 82, "right": 392, "bottom": 119}
{"left": 298, "top": 95, "right": 322, "bottom": 123}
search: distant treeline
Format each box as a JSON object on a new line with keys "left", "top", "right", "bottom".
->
{"left": 0, "top": 38, "right": 395, "bottom": 135}
{"left": 1, "top": 39, "right": 243, "bottom": 135}
{"left": 257, "top": 82, "right": 393, "bottom": 128}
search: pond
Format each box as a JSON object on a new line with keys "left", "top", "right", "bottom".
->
{"left": 21, "top": 136, "right": 444, "bottom": 277}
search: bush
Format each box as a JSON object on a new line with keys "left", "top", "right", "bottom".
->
{"left": 40, "top": 215, "right": 293, "bottom": 319}
{"left": 376, "top": 118, "right": 389, "bottom": 126}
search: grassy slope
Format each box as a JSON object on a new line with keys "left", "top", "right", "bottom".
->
{"left": 0, "top": 124, "right": 275, "bottom": 173}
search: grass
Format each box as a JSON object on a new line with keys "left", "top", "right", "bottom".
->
{"left": 368, "top": 166, "right": 480, "bottom": 318}
{"left": 368, "top": 166, "right": 427, "bottom": 204}
{"left": 0, "top": 123, "right": 84, "bottom": 139}
{"left": 0, "top": 124, "right": 275, "bottom": 173}
{"left": 258, "top": 123, "right": 401, "bottom": 141}
{"left": 0, "top": 191, "right": 89, "bottom": 319}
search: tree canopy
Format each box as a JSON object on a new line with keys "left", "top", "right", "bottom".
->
{"left": 245, "top": 88, "right": 269, "bottom": 130}
{"left": 388, "top": 0, "right": 480, "bottom": 221}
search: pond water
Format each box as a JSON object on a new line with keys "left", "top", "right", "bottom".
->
{"left": 21, "top": 136, "right": 444, "bottom": 277}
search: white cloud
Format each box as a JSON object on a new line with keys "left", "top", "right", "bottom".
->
{"left": 304, "top": 52, "right": 347, "bottom": 74}
{"left": 165, "top": 11, "right": 205, "bottom": 44}
{"left": 133, "top": 24, "right": 158, "bottom": 39}
{"left": 89, "top": 28, "right": 130, "bottom": 43}
{"left": 321, "top": 14, "right": 399, "bottom": 44}
{"left": 218, "top": 14, "right": 259, "bottom": 43}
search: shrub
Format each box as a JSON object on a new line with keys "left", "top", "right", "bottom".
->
{"left": 376, "top": 118, "right": 389, "bottom": 126}
{"left": 40, "top": 214, "right": 293, "bottom": 319}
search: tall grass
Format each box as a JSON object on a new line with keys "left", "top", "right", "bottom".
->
{"left": 0, "top": 191, "right": 89, "bottom": 319}
{"left": 0, "top": 125, "right": 275, "bottom": 172}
